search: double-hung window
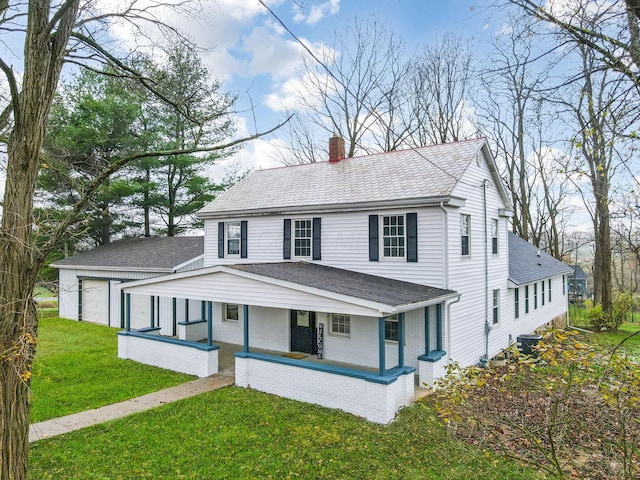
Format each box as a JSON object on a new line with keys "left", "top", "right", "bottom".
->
{"left": 218, "top": 220, "right": 247, "bottom": 259}
{"left": 294, "top": 219, "right": 312, "bottom": 257}
{"left": 491, "top": 219, "right": 498, "bottom": 254}
{"left": 492, "top": 289, "right": 500, "bottom": 324}
{"left": 382, "top": 215, "right": 405, "bottom": 258}
{"left": 534, "top": 283, "right": 538, "bottom": 309}
{"left": 330, "top": 314, "right": 350, "bottom": 336}
{"left": 525, "top": 285, "right": 530, "bottom": 313}
{"left": 541, "top": 281, "right": 545, "bottom": 306}
{"left": 226, "top": 222, "right": 241, "bottom": 256}
{"left": 461, "top": 214, "right": 470, "bottom": 256}
{"left": 514, "top": 288, "right": 520, "bottom": 319}
{"left": 384, "top": 314, "right": 399, "bottom": 342}
{"left": 548, "top": 279, "right": 552, "bottom": 302}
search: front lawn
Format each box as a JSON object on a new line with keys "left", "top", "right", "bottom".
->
{"left": 31, "top": 317, "right": 194, "bottom": 422}
{"left": 29, "top": 387, "right": 540, "bottom": 480}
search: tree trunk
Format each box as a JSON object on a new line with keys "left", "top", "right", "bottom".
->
{"left": 0, "top": 2, "right": 80, "bottom": 477}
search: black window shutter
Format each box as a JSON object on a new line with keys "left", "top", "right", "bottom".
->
{"left": 218, "top": 222, "right": 225, "bottom": 258}
{"left": 240, "top": 220, "right": 248, "bottom": 258}
{"left": 283, "top": 219, "right": 291, "bottom": 259}
{"left": 407, "top": 213, "right": 418, "bottom": 262}
{"left": 369, "top": 215, "right": 379, "bottom": 261}
{"left": 312, "top": 217, "right": 321, "bottom": 260}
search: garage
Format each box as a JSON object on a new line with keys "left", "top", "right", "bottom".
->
{"left": 129, "top": 293, "right": 152, "bottom": 330}
{"left": 81, "top": 279, "right": 109, "bottom": 325}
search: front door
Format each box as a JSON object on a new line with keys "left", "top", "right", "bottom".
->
{"left": 290, "top": 310, "right": 316, "bottom": 354}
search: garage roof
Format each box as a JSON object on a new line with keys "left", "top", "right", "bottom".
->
{"left": 51, "top": 236, "right": 204, "bottom": 272}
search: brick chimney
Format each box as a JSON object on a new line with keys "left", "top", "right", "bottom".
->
{"left": 328, "top": 134, "right": 345, "bottom": 162}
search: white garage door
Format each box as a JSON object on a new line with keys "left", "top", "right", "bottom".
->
{"left": 82, "top": 279, "right": 109, "bottom": 325}
{"left": 129, "top": 294, "right": 152, "bottom": 330}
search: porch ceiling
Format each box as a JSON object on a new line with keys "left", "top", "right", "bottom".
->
{"left": 120, "top": 262, "right": 458, "bottom": 317}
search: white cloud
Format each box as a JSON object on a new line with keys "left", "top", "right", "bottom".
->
{"left": 293, "top": 0, "right": 340, "bottom": 25}
{"left": 263, "top": 71, "right": 328, "bottom": 112}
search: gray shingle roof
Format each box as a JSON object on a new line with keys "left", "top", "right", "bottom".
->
{"left": 228, "top": 262, "right": 457, "bottom": 308}
{"left": 570, "top": 265, "right": 589, "bottom": 280}
{"left": 508, "top": 232, "right": 573, "bottom": 285}
{"left": 199, "top": 138, "right": 489, "bottom": 217}
{"left": 52, "top": 236, "right": 203, "bottom": 271}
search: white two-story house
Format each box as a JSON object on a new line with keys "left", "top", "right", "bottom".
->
{"left": 66, "top": 136, "right": 571, "bottom": 423}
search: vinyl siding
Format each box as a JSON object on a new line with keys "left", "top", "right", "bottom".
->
{"left": 446, "top": 149, "right": 511, "bottom": 367}
{"left": 204, "top": 207, "right": 445, "bottom": 287}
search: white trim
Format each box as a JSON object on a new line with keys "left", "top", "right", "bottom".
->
{"left": 51, "top": 264, "right": 174, "bottom": 273}
{"left": 198, "top": 196, "right": 467, "bottom": 219}
{"left": 121, "top": 264, "right": 459, "bottom": 317}
{"left": 172, "top": 254, "right": 205, "bottom": 273}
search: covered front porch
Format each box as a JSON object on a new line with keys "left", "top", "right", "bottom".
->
{"left": 117, "top": 262, "right": 458, "bottom": 423}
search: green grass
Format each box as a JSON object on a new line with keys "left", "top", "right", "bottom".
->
{"left": 31, "top": 317, "right": 194, "bottom": 422}
{"left": 579, "top": 322, "right": 640, "bottom": 362}
{"left": 29, "top": 387, "right": 539, "bottom": 480}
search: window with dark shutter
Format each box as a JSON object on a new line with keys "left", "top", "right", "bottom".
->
{"left": 240, "top": 221, "right": 248, "bottom": 258}
{"left": 407, "top": 212, "right": 418, "bottom": 262}
{"left": 218, "top": 222, "right": 225, "bottom": 258}
{"left": 312, "top": 217, "right": 321, "bottom": 260}
{"left": 283, "top": 219, "right": 291, "bottom": 259}
{"left": 369, "top": 215, "right": 379, "bottom": 261}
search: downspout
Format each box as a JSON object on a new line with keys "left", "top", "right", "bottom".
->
{"left": 446, "top": 295, "right": 461, "bottom": 357}
{"left": 440, "top": 201, "right": 458, "bottom": 358}
{"left": 439, "top": 202, "right": 449, "bottom": 289}
{"left": 480, "top": 179, "right": 491, "bottom": 366}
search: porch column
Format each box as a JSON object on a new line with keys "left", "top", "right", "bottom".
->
{"left": 378, "top": 317, "right": 385, "bottom": 376}
{"left": 172, "top": 298, "right": 177, "bottom": 336}
{"left": 120, "top": 291, "right": 125, "bottom": 329}
{"left": 150, "top": 296, "right": 155, "bottom": 328}
{"left": 398, "top": 312, "right": 405, "bottom": 368}
{"left": 436, "top": 303, "right": 443, "bottom": 351}
{"left": 125, "top": 293, "right": 131, "bottom": 331}
{"left": 424, "top": 306, "right": 430, "bottom": 355}
{"left": 243, "top": 305, "right": 249, "bottom": 353}
{"left": 207, "top": 301, "right": 213, "bottom": 347}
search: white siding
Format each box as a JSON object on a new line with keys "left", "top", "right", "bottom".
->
{"left": 445, "top": 150, "right": 511, "bottom": 368}
{"left": 204, "top": 207, "right": 446, "bottom": 286}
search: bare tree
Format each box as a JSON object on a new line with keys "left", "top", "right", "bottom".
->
{"left": 560, "top": 41, "right": 636, "bottom": 314}
{"left": 477, "top": 15, "right": 572, "bottom": 253}
{"left": 0, "top": 3, "right": 283, "bottom": 477}
{"left": 507, "top": 0, "right": 640, "bottom": 87}
{"left": 405, "top": 34, "right": 476, "bottom": 146}
{"left": 281, "top": 17, "right": 408, "bottom": 161}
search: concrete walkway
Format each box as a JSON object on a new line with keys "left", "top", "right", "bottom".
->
{"left": 29, "top": 370, "right": 234, "bottom": 443}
